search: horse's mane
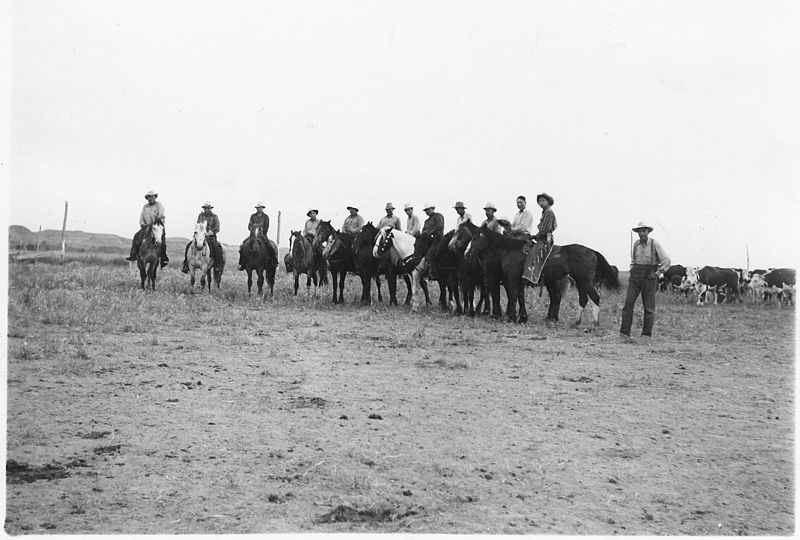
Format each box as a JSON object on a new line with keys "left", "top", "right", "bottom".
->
{"left": 478, "top": 225, "right": 528, "bottom": 250}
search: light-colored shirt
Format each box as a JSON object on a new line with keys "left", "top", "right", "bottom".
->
{"left": 456, "top": 212, "right": 472, "bottom": 227}
{"left": 405, "top": 214, "right": 421, "bottom": 236}
{"left": 140, "top": 202, "right": 165, "bottom": 227}
{"left": 482, "top": 217, "right": 504, "bottom": 233}
{"left": 378, "top": 215, "right": 402, "bottom": 230}
{"left": 342, "top": 214, "right": 365, "bottom": 234}
{"left": 303, "top": 218, "right": 319, "bottom": 237}
{"left": 510, "top": 208, "right": 534, "bottom": 234}
{"left": 631, "top": 237, "right": 671, "bottom": 273}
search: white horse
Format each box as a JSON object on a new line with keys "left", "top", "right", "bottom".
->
{"left": 187, "top": 221, "right": 214, "bottom": 292}
{"left": 373, "top": 227, "right": 430, "bottom": 310}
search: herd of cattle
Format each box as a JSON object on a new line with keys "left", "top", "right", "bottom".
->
{"left": 658, "top": 265, "right": 796, "bottom": 307}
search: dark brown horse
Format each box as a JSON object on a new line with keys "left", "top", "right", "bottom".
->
{"left": 446, "top": 223, "right": 489, "bottom": 316}
{"left": 137, "top": 218, "right": 164, "bottom": 291}
{"left": 452, "top": 220, "right": 500, "bottom": 316}
{"left": 314, "top": 220, "right": 382, "bottom": 304}
{"left": 468, "top": 225, "right": 619, "bottom": 325}
{"left": 240, "top": 224, "right": 278, "bottom": 298}
{"left": 289, "top": 230, "right": 326, "bottom": 296}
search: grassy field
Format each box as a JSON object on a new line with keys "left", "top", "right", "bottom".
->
{"left": 5, "top": 258, "right": 795, "bottom": 534}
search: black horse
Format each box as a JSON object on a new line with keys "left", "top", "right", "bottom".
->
{"left": 452, "top": 220, "right": 502, "bottom": 316}
{"left": 468, "top": 225, "right": 619, "bottom": 325}
{"left": 314, "top": 220, "right": 382, "bottom": 304}
{"left": 240, "top": 224, "right": 278, "bottom": 298}
{"left": 447, "top": 223, "right": 490, "bottom": 316}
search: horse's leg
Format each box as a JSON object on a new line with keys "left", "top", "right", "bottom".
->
{"left": 504, "top": 280, "right": 518, "bottom": 323}
{"left": 438, "top": 276, "right": 448, "bottom": 311}
{"left": 420, "top": 275, "right": 432, "bottom": 305}
{"left": 401, "top": 272, "right": 410, "bottom": 306}
{"left": 330, "top": 271, "right": 339, "bottom": 303}
{"left": 257, "top": 268, "right": 265, "bottom": 297}
{"left": 360, "top": 273, "right": 372, "bottom": 305}
{"left": 338, "top": 271, "right": 346, "bottom": 303}
{"left": 410, "top": 269, "right": 422, "bottom": 312}
{"left": 246, "top": 269, "right": 253, "bottom": 294}
{"left": 452, "top": 275, "right": 463, "bottom": 315}
{"left": 375, "top": 274, "right": 383, "bottom": 302}
{"left": 206, "top": 268, "right": 212, "bottom": 292}
{"left": 293, "top": 271, "right": 300, "bottom": 295}
{"left": 517, "top": 278, "right": 528, "bottom": 324}
{"left": 572, "top": 279, "right": 592, "bottom": 327}
{"left": 544, "top": 277, "right": 563, "bottom": 323}
{"left": 138, "top": 261, "right": 146, "bottom": 290}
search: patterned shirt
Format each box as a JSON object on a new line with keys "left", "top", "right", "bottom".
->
{"left": 534, "top": 207, "right": 557, "bottom": 240}
{"left": 139, "top": 201, "right": 165, "bottom": 227}
{"left": 405, "top": 214, "right": 421, "bottom": 236}
{"left": 631, "top": 237, "right": 671, "bottom": 273}
{"left": 303, "top": 218, "right": 319, "bottom": 237}
{"left": 510, "top": 208, "right": 534, "bottom": 235}
{"left": 248, "top": 212, "right": 270, "bottom": 234}
{"left": 378, "top": 215, "right": 402, "bottom": 230}
{"left": 197, "top": 212, "right": 220, "bottom": 236}
{"left": 342, "top": 214, "right": 365, "bottom": 234}
{"left": 456, "top": 212, "right": 472, "bottom": 227}
{"left": 421, "top": 212, "right": 445, "bottom": 238}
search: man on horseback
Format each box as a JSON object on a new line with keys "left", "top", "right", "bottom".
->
{"left": 404, "top": 204, "right": 421, "bottom": 236}
{"left": 237, "top": 202, "right": 270, "bottom": 271}
{"left": 481, "top": 202, "right": 505, "bottom": 233}
{"left": 620, "top": 220, "right": 671, "bottom": 340}
{"left": 417, "top": 203, "right": 444, "bottom": 280}
{"left": 378, "top": 203, "right": 402, "bottom": 231}
{"left": 182, "top": 201, "right": 223, "bottom": 274}
{"left": 342, "top": 205, "right": 365, "bottom": 234}
{"left": 126, "top": 190, "right": 168, "bottom": 267}
{"left": 303, "top": 208, "right": 320, "bottom": 242}
{"left": 509, "top": 195, "right": 534, "bottom": 237}
{"left": 454, "top": 201, "right": 472, "bottom": 227}
{"left": 522, "top": 193, "right": 557, "bottom": 286}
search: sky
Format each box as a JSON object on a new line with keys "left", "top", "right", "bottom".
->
{"left": 6, "top": 1, "right": 800, "bottom": 270}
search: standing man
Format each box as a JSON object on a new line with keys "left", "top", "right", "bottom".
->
{"left": 238, "top": 202, "right": 270, "bottom": 271}
{"left": 378, "top": 203, "right": 402, "bottom": 231}
{"left": 453, "top": 201, "right": 472, "bottom": 227}
{"left": 404, "top": 203, "right": 421, "bottom": 236}
{"left": 183, "top": 201, "right": 223, "bottom": 273}
{"left": 619, "top": 220, "right": 671, "bottom": 341}
{"left": 127, "top": 190, "right": 168, "bottom": 267}
{"left": 481, "top": 202, "right": 504, "bottom": 233}
{"left": 342, "top": 205, "right": 365, "bottom": 234}
{"left": 509, "top": 195, "right": 534, "bottom": 237}
{"left": 303, "top": 208, "right": 320, "bottom": 242}
{"left": 418, "top": 203, "right": 444, "bottom": 279}
{"left": 522, "top": 193, "right": 557, "bottom": 285}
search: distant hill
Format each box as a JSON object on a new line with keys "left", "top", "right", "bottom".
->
{"left": 9, "top": 225, "right": 190, "bottom": 254}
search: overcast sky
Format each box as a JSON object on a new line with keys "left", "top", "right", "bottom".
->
{"left": 7, "top": 1, "right": 799, "bottom": 269}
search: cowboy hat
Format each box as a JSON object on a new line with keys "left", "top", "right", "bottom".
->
{"left": 632, "top": 220, "right": 654, "bottom": 232}
{"left": 144, "top": 190, "right": 158, "bottom": 199}
{"left": 422, "top": 203, "right": 435, "bottom": 211}
{"left": 202, "top": 201, "right": 214, "bottom": 209}
{"left": 403, "top": 203, "right": 414, "bottom": 210}
{"left": 536, "top": 193, "right": 554, "bottom": 206}
{"left": 483, "top": 202, "right": 497, "bottom": 211}
{"left": 307, "top": 208, "right": 318, "bottom": 217}
{"left": 346, "top": 206, "right": 359, "bottom": 212}
{"left": 453, "top": 201, "right": 466, "bottom": 209}
{"left": 385, "top": 203, "right": 395, "bottom": 211}
{"left": 255, "top": 201, "right": 265, "bottom": 208}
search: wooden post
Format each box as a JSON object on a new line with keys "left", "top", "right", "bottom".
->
{"left": 61, "top": 201, "right": 68, "bottom": 262}
{"left": 36, "top": 225, "right": 42, "bottom": 258}
{"left": 746, "top": 244, "right": 750, "bottom": 272}
{"left": 276, "top": 210, "right": 281, "bottom": 247}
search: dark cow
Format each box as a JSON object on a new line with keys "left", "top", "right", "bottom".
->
{"left": 659, "top": 264, "right": 686, "bottom": 292}
{"left": 684, "top": 266, "right": 741, "bottom": 305}
{"left": 761, "top": 268, "right": 796, "bottom": 306}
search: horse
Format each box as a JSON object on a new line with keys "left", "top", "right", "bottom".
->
{"left": 240, "top": 224, "right": 278, "bottom": 298}
{"left": 373, "top": 227, "right": 433, "bottom": 310}
{"left": 452, "top": 220, "right": 500, "bottom": 316}
{"left": 351, "top": 222, "right": 384, "bottom": 304}
{"left": 467, "top": 225, "right": 619, "bottom": 326}
{"left": 137, "top": 218, "right": 164, "bottom": 291}
{"left": 289, "top": 230, "right": 327, "bottom": 297}
{"left": 315, "top": 220, "right": 382, "bottom": 304}
{"left": 186, "top": 221, "right": 215, "bottom": 292}
{"left": 447, "top": 223, "right": 490, "bottom": 316}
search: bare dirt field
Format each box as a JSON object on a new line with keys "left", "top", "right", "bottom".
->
{"left": 5, "top": 259, "right": 795, "bottom": 535}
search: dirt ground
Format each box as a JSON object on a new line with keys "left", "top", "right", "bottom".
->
{"left": 4, "top": 261, "right": 795, "bottom": 534}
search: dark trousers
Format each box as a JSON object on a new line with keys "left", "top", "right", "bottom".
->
{"left": 620, "top": 265, "right": 658, "bottom": 336}
{"left": 130, "top": 228, "right": 168, "bottom": 261}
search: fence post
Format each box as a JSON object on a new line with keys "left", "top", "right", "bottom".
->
{"left": 60, "top": 201, "right": 68, "bottom": 262}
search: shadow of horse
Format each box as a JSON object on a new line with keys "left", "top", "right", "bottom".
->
{"left": 240, "top": 224, "right": 278, "bottom": 298}
{"left": 187, "top": 221, "right": 214, "bottom": 292}
{"left": 137, "top": 219, "right": 164, "bottom": 291}
{"left": 468, "top": 225, "right": 619, "bottom": 325}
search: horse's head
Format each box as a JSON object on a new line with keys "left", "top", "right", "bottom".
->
{"left": 193, "top": 221, "right": 207, "bottom": 248}
{"left": 354, "top": 222, "right": 377, "bottom": 252}
{"left": 322, "top": 231, "right": 341, "bottom": 260}
{"left": 313, "top": 220, "right": 335, "bottom": 251}
{"left": 151, "top": 219, "right": 165, "bottom": 246}
{"left": 373, "top": 227, "right": 394, "bottom": 258}
{"left": 465, "top": 226, "right": 490, "bottom": 261}
{"left": 449, "top": 223, "right": 472, "bottom": 253}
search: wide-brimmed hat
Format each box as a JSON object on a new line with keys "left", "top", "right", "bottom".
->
{"left": 453, "top": 201, "right": 466, "bottom": 209}
{"left": 483, "top": 202, "right": 497, "bottom": 211}
{"left": 536, "top": 192, "right": 554, "bottom": 206}
{"left": 144, "top": 190, "right": 158, "bottom": 199}
{"left": 202, "top": 201, "right": 214, "bottom": 209}
{"left": 632, "top": 220, "right": 654, "bottom": 232}
{"left": 422, "top": 203, "right": 435, "bottom": 211}
{"left": 255, "top": 201, "right": 265, "bottom": 208}
{"left": 346, "top": 206, "right": 359, "bottom": 212}
{"left": 385, "top": 203, "right": 395, "bottom": 211}
{"left": 403, "top": 203, "right": 414, "bottom": 210}
{"left": 307, "top": 208, "right": 318, "bottom": 217}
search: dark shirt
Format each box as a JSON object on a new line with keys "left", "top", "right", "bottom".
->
{"left": 248, "top": 212, "right": 270, "bottom": 234}
{"left": 421, "top": 212, "right": 445, "bottom": 238}
{"left": 197, "top": 212, "right": 220, "bottom": 236}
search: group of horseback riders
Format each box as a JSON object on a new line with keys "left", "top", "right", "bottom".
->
{"left": 126, "top": 190, "right": 559, "bottom": 285}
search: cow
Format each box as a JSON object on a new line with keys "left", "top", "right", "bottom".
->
{"left": 659, "top": 264, "right": 686, "bottom": 293}
{"left": 753, "top": 268, "right": 796, "bottom": 306}
{"left": 684, "top": 266, "right": 741, "bottom": 306}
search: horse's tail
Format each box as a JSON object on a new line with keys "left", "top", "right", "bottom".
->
{"left": 593, "top": 250, "right": 620, "bottom": 290}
